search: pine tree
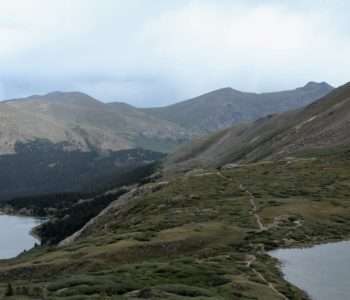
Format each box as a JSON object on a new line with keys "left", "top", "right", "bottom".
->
{"left": 5, "top": 283, "right": 13, "bottom": 296}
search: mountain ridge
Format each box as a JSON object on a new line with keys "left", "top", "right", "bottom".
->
{"left": 144, "top": 81, "right": 333, "bottom": 133}
{"left": 165, "top": 82, "right": 350, "bottom": 172}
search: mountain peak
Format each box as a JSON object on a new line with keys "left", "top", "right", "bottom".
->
{"left": 3, "top": 91, "right": 102, "bottom": 106}
{"left": 204, "top": 87, "right": 243, "bottom": 97}
{"left": 45, "top": 91, "right": 96, "bottom": 100}
{"left": 41, "top": 91, "right": 103, "bottom": 106}
{"left": 303, "top": 81, "right": 333, "bottom": 90}
{"left": 45, "top": 91, "right": 86, "bottom": 97}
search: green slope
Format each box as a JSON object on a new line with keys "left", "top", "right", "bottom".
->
{"left": 2, "top": 151, "right": 350, "bottom": 299}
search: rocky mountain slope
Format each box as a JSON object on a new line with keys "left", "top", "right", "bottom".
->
{"left": 166, "top": 82, "right": 350, "bottom": 171}
{"left": 145, "top": 82, "right": 333, "bottom": 133}
{"left": 0, "top": 91, "right": 188, "bottom": 154}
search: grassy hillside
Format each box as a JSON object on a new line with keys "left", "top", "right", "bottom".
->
{"left": 1, "top": 150, "right": 350, "bottom": 299}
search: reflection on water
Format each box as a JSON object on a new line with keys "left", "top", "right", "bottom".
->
{"left": 0, "top": 214, "right": 44, "bottom": 259}
{"left": 270, "top": 241, "right": 350, "bottom": 300}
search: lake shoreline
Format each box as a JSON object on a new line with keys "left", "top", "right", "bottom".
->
{"left": 2, "top": 207, "right": 350, "bottom": 299}
{"left": 0, "top": 206, "right": 46, "bottom": 218}
{"left": 0, "top": 214, "right": 45, "bottom": 260}
{"left": 267, "top": 234, "right": 350, "bottom": 300}
{"left": 270, "top": 239, "right": 350, "bottom": 300}
{"left": 0, "top": 208, "right": 48, "bottom": 242}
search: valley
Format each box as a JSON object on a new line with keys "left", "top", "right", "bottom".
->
{"left": 1, "top": 2, "right": 349, "bottom": 299}
{"left": 0, "top": 82, "right": 348, "bottom": 299}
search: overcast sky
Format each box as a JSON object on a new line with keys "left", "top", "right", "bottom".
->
{"left": 0, "top": 0, "right": 349, "bottom": 106}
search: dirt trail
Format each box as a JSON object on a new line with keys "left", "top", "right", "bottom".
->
{"left": 238, "top": 182, "right": 289, "bottom": 299}
{"left": 251, "top": 263, "right": 289, "bottom": 300}
{"left": 192, "top": 171, "right": 290, "bottom": 299}
{"left": 246, "top": 253, "right": 289, "bottom": 299}
{"left": 239, "top": 184, "right": 266, "bottom": 231}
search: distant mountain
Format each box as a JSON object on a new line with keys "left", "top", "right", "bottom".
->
{"left": 0, "top": 91, "right": 188, "bottom": 155}
{"left": 166, "top": 82, "right": 350, "bottom": 171}
{"left": 144, "top": 82, "right": 333, "bottom": 133}
{"left": 0, "top": 83, "right": 333, "bottom": 155}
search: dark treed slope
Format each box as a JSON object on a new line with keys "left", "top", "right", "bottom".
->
{"left": 0, "top": 140, "right": 164, "bottom": 201}
{"left": 166, "top": 82, "right": 350, "bottom": 171}
{"left": 144, "top": 82, "right": 333, "bottom": 133}
{"left": 1, "top": 162, "right": 159, "bottom": 245}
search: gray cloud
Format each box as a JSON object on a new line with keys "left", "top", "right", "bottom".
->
{"left": 0, "top": 0, "right": 349, "bottom": 106}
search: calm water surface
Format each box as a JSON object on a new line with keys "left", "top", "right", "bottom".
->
{"left": 0, "top": 214, "right": 43, "bottom": 259}
{"left": 270, "top": 241, "right": 350, "bottom": 300}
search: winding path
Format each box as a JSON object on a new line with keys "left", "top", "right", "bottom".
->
{"left": 240, "top": 183, "right": 289, "bottom": 299}
{"left": 191, "top": 170, "right": 290, "bottom": 299}
{"left": 239, "top": 184, "right": 266, "bottom": 231}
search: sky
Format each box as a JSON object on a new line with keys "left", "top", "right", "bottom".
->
{"left": 0, "top": 0, "right": 349, "bottom": 107}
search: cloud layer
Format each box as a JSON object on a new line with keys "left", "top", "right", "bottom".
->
{"left": 0, "top": 0, "right": 349, "bottom": 106}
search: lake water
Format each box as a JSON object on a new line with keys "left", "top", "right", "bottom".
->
{"left": 0, "top": 214, "right": 44, "bottom": 259}
{"left": 269, "top": 241, "right": 350, "bottom": 300}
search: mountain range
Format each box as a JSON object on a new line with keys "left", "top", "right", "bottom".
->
{"left": 0, "top": 82, "right": 332, "bottom": 155}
